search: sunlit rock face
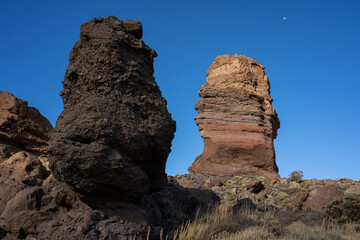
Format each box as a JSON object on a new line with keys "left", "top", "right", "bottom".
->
{"left": 48, "top": 16, "right": 176, "bottom": 201}
{"left": 189, "top": 54, "right": 280, "bottom": 183}
{"left": 0, "top": 91, "right": 53, "bottom": 156}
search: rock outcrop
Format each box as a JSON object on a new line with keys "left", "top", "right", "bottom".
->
{"left": 0, "top": 91, "right": 53, "bottom": 156}
{"left": 189, "top": 54, "right": 280, "bottom": 182}
{"left": 48, "top": 16, "right": 176, "bottom": 201}
{"left": 303, "top": 185, "right": 344, "bottom": 212}
{"left": 0, "top": 25, "right": 216, "bottom": 238}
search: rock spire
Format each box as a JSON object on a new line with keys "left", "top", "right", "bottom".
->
{"left": 48, "top": 16, "right": 176, "bottom": 201}
{"left": 189, "top": 54, "right": 280, "bottom": 182}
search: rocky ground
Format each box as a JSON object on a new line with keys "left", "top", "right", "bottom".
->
{"left": 173, "top": 173, "right": 360, "bottom": 226}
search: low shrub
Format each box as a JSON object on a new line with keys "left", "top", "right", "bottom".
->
{"left": 289, "top": 171, "right": 304, "bottom": 183}
{"left": 324, "top": 193, "right": 360, "bottom": 224}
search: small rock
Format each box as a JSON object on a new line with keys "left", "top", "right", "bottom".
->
{"left": 288, "top": 192, "right": 309, "bottom": 210}
{"left": 245, "top": 180, "right": 265, "bottom": 194}
{"left": 1, "top": 187, "right": 44, "bottom": 219}
{"left": 124, "top": 20, "right": 143, "bottom": 39}
{"left": 208, "top": 179, "right": 223, "bottom": 187}
{"left": 256, "top": 191, "right": 267, "bottom": 201}
{"left": 51, "top": 187, "right": 76, "bottom": 210}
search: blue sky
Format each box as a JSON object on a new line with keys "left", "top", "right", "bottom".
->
{"left": 1, "top": 0, "right": 359, "bottom": 180}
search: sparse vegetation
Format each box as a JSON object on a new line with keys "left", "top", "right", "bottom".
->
{"left": 166, "top": 205, "right": 360, "bottom": 240}
{"left": 289, "top": 171, "right": 304, "bottom": 183}
{"left": 324, "top": 193, "right": 360, "bottom": 224}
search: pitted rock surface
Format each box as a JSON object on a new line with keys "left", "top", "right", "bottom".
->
{"left": 0, "top": 91, "right": 53, "bottom": 156}
{"left": 48, "top": 16, "right": 176, "bottom": 201}
{"left": 189, "top": 54, "right": 280, "bottom": 182}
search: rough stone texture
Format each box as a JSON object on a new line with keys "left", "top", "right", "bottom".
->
{"left": 288, "top": 191, "right": 309, "bottom": 210}
{"left": 244, "top": 180, "right": 265, "bottom": 194}
{"left": 0, "top": 150, "right": 50, "bottom": 214}
{"left": 0, "top": 187, "right": 44, "bottom": 220}
{"left": 345, "top": 184, "right": 360, "bottom": 194}
{"left": 303, "top": 185, "right": 344, "bottom": 212}
{"left": 188, "top": 54, "right": 280, "bottom": 183}
{"left": 124, "top": 20, "right": 143, "bottom": 39}
{"left": 47, "top": 16, "right": 176, "bottom": 201}
{"left": 173, "top": 173, "right": 228, "bottom": 189}
{"left": 0, "top": 94, "right": 216, "bottom": 239}
{"left": 0, "top": 91, "right": 53, "bottom": 156}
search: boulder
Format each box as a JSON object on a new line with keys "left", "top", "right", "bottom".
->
{"left": 124, "top": 20, "right": 143, "bottom": 39}
{"left": 0, "top": 151, "right": 49, "bottom": 213}
{"left": 303, "top": 185, "right": 344, "bottom": 212}
{"left": 232, "top": 198, "right": 256, "bottom": 213}
{"left": 288, "top": 191, "right": 309, "bottom": 210}
{"left": 48, "top": 16, "right": 176, "bottom": 202}
{"left": 1, "top": 187, "right": 44, "bottom": 220}
{"left": 245, "top": 180, "right": 265, "bottom": 194}
{"left": 188, "top": 54, "right": 280, "bottom": 183}
{"left": 0, "top": 91, "right": 53, "bottom": 156}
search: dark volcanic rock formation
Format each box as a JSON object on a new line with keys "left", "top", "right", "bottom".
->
{"left": 189, "top": 54, "right": 280, "bottom": 182}
{"left": 0, "top": 18, "right": 220, "bottom": 240}
{"left": 48, "top": 16, "right": 176, "bottom": 201}
{"left": 0, "top": 92, "right": 216, "bottom": 239}
{"left": 0, "top": 91, "right": 53, "bottom": 156}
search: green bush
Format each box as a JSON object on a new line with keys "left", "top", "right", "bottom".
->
{"left": 324, "top": 193, "right": 360, "bottom": 224}
{"left": 289, "top": 171, "right": 304, "bottom": 183}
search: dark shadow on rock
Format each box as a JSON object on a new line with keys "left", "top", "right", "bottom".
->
{"left": 234, "top": 198, "right": 325, "bottom": 227}
{"left": 152, "top": 181, "right": 220, "bottom": 234}
{"left": 233, "top": 198, "right": 256, "bottom": 213}
{"left": 0, "top": 227, "right": 6, "bottom": 240}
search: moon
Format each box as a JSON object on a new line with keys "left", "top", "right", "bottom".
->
{"left": 283, "top": 17, "right": 287, "bottom": 20}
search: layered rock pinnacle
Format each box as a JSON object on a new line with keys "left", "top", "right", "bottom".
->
{"left": 48, "top": 16, "right": 176, "bottom": 201}
{"left": 189, "top": 54, "right": 280, "bottom": 182}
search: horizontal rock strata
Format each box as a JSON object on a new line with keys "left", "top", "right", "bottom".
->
{"left": 189, "top": 54, "right": 280, "bottom": 182}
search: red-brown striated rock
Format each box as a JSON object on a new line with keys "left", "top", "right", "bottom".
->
{"left": 0, "top": 91, "right": 53, "bottom": 156}
{"left": 189, "top": 54, "right": 280, "bottom": 182}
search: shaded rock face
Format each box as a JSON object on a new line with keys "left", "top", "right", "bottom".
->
{"left": 47, "top": 16, "right": 176, "bottom": 201}
{"left": 189, "top": 54, "right": 280, "bottom": 182}
{"left": 0, "top": 93, "right": 217, "bottom": 239}
{"left": 288, "top": 191, "right": 309, "bottom": 210}
{"left": 0, "top": 91, "right": 53, "bottom": 156}
{"left": 303, "top": 185, "right": 344, "bottom": 212}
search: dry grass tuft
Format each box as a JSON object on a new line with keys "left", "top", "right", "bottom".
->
{"left": 165, "top": 205, "right": 360, "bottom": 240}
